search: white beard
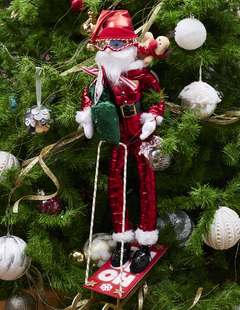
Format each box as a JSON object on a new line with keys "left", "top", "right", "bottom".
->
{"left": 95, "top": 46, "right": 143, "bottom": 86}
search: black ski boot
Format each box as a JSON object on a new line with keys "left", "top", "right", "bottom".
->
{"left": 130, "top": 245, "right": 151, "bottom": 274}
{"left": 111, "top": 242, "right": 131, "bottom": 267}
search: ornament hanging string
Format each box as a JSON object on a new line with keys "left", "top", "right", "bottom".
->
{"left": 36, "top": 67, "right": 42, "bottom": 108}
{"left": 12, "top": 128, "right": 84, "bottom": 213}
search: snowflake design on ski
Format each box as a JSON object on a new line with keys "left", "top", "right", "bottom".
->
{"left": 100, "top": 283, "right": 113, "bottom": 291}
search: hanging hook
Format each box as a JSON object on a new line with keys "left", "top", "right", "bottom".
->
{"left": 199, "top": 56, "right": 203, "bottom": 82}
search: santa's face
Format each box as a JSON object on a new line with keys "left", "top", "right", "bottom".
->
{"left": 95, "top": 46, "right": 137, "bottom": 85}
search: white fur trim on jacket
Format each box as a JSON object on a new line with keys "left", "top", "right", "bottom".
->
{"left": 75, "top": 106, "right": 94, "bottom": 139}
{"left": 135, "top": 228, "right": 159, "bottom": 246}
{"left": 112, "top": 229, "right": 135, "bottom": 243}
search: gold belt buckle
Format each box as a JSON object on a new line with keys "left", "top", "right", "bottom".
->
{"left": 120, "top": 103, "right": 137, "bottom": 118}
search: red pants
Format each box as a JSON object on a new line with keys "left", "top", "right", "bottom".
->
{"left": 108, "top": 114, "right": 157, "bottom": 234}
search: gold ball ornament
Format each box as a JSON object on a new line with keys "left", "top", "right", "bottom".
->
{"left": 68, "top": 249, "right": 86, "bottom": 268}
{"left": 83, "top": 233, "right": 116, "bottom": 268}
{"left": 0, "top": 151, "right": 20, "bottom": 182}
{"left": 203, "top": 206, "right": 240, "bottom": 250}
{"left": 80, "top": 9, "right": 97, "bottom": 37}
{"left": 86, "top": 43, "right": 96, "bottom": 52}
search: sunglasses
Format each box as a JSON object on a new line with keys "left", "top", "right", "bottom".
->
{"left": 95, "top": 39, "right": 138, "bottom": 51}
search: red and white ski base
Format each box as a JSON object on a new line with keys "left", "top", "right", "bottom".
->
{"left": 83, "top": 243, "right": 168, "bottom": 299}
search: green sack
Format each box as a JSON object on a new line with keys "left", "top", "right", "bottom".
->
{"left": 88, "top": 82, "right": 120, "bottom": 146}
{"left": 91, "top": 100, "right": 120, "bottom": 146}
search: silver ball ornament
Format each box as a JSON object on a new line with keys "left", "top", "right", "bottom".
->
{"left": 0, "top": 235, "right": 31, "bottom": 280}
{"left": 146, "top": 147, "right": 172, "bottom": 171}
{"left": 5, "top": 292, "right": 37, "bottom": 310}
{"left": 83, "top": 233, "right": 116, "bottom": 268}
{"left": 157, "top": 211, "right": 194, "bottom": 247}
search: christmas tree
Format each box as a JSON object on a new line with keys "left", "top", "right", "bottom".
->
{"left": 0, "top": 0, "right": 240, "bottom": 309}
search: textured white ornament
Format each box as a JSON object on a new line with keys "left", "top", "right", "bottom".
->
{"left": 203, "top": 206, "right": 240, "bottom": 250}
{"left": 175, "top": 17, "right": 207, "bottom": 50}
{"left": 0, "top": 235, "right": 31, "bottom": 280}
{"left": 179, "top": 81, "right": 221, "bottom": 117}
{"left": 0, "top": 151, "right": 20, "bottom": 181}
{"left": 83, "top": 233, "right": 116, "bottom": 268}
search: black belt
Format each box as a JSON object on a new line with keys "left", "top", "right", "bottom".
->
{"left": 117, "top": 100, "right": 142, "bottom": 118}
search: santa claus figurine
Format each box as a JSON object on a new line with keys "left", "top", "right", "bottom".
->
{"left": 76, "top": 10, "right": 166, "bottom": 274}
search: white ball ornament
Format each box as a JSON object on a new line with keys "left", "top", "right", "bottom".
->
{"left": 0, "top": 151, "right": 20, "bottom": 181}
{"left": 175, "top": 17, "right": 207, "bottom": 50}
{"left": 203, "top": 206, "right": 240, "bottom": 250}
{"left": 83, "top": 233, "right": 117, "bottom": 268}
{"left": 179, "top": 81, "right": 221, "bottom": 117}
{"left": 0, "top": 235, "right": 31, "bottom": 280}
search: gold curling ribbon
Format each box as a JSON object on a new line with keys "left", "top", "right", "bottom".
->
{"left": 187, "top": 287, "right": 203, "bottom": 310}
{"left": 165, "top": 101, "right": 240, "bottom": 125}
{"left": 138, "top": 281, "right": 148, "bottom": 310}
{"left": 26, "top": 266, "right": 87, "bottom": 310}
{"left": 13, "top": 128, "right": 84, "bottom": 213}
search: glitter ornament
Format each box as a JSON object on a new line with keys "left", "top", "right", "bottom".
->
{"left": 68, "top": 249, "right": 86, "bottom": 268}
{"left": 37, "top": 191, "right": 61, "bottom": 215}
{"left": 157, "top": 211, "right": 194, "bottom": 247}
{"left": 80, "top": 9, "right": 97, "bottom": 37}
{"left": 70, "top": 0, "right": 85, "bottom": 13}
{"left": 24, "top": 105, "right": 52, "bottom": 134}
{"left": 179, "top": 81, "right": 221, "bottom": 118}
{"left": 0, "top": 151, "right": 20, "bottom": 182}
{"left": 203, "top": 206, "right": 240, "bottom": 250}
{"left": 5, "top": 292, "right": 36, "bottom": 310}
{"left": 0, "top": 235, "right": 31, "bottom": 280}
{"left": 83, "top": 233, "right": 116, "bottom": 268}
{"left": 139, "top": 135, "right": 171, "bottom": 171}
{"left": 147, "top": 148, "right": 172, "bottom": 171}
{"left": 174, "top": 17, "right": 207, "bottom": 50}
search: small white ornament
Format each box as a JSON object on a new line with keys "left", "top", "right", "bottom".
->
{"left": 0, "top": 235, "right": 31, "bottom": 280}
{"left": 175, "top": 17, "right": 207, "bottom": 50}
{"left": 0, "top": 151, "right": 20, "bottom": 181}
{"left": 179, "top": 81, "right": 221, "bottom": 117}
{"left": 203, "top": 206, "right": 240, "bottom": 250}
{"left": 83, "top": 233, "right": 116, "bottom": 268}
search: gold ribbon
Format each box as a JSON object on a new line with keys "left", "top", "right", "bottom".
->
{"left": 187, "top": 287, "right": 203, "bottom": 310}
{"left": 138, "top": 281, "right": 148, "bottom": 310}
{"left": 13, "top": 128, "right": 84, "bottom": 213}
{"left": 26, "top": 266, "right": 87, "bottom": 310}
{"left": 165, "top": 101, "right": 240, "bottom": 125}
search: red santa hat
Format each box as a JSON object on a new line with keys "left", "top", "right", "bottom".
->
{"left": 90, "top": 10, "right": 138, "bottom": 48}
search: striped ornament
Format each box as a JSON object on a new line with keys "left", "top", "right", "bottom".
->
{"left": 0, "top": 235, "right": 31, "bottom": 280}
{"left": 203, "top": 206, "right": 240, "bottom": 250}
{"left": 0, "top": 151, "right": 20, "bottom": 181}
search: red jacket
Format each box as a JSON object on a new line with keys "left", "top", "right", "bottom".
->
{"left": 81, "top": 68, "right": 164, "bottom": 117}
